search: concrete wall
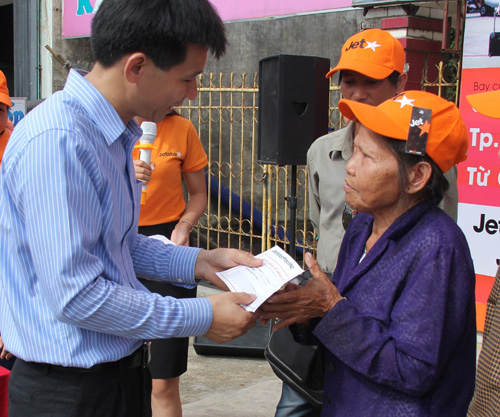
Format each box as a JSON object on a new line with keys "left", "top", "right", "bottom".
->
{"left": 43, "top": 0, "right": 93, "bottom": 94}
{"left": 204, "top": 9, "right": 365, "bottom": 75}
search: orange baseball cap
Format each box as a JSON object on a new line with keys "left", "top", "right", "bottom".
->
{"left": 466, "top": 89, "right": 500, "bottom": 119}
{"left": 326, "top": 28, "right": 405, "bottom": 80}
{"left": 338, "top": 90, "right": 468, "bottom": 173}
{"left": 0, "top": 70, "right": 12, "bottom": 107}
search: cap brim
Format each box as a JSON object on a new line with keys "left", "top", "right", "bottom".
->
{"left": 466, "top": 90, "right": 500, "bottom": 119}
{"left": 0, "top": 92, "right": 12, "bottom": 107}
{"left": 339, "top": 99, "right": 408, "bottom": 140}
{"left": 326, "top": 60, "right": 396, "bottom": 80}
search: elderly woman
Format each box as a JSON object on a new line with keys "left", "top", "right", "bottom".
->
{"left": 261, "top": 90, "right": 476, "bottom": 416}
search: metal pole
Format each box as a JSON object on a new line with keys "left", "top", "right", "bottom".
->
{"left": 286, "top": 165, "right": 298, "bottom": 260}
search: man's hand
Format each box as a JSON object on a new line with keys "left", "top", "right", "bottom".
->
{"left": 258, "top": 252, "right": 343, "bottom": 330}
{"left": 0, "top": 335, "right": 13, "bottom": 361}
{"left": 133, "top": 159, "right": 154, "bottom": 184}
{"left": 204, "top": 292, "right": 258, "bottom": 343}
{"left": 194, "top": 248, "right": 263, "bottom": 290}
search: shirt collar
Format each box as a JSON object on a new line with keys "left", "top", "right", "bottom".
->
{"left": 63, "top": 69, "right": 142, "bottom": 147}
{"left": 328, "top": 122, "right": 356, "bottom": 162}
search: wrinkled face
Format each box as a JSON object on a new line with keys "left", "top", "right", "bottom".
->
{"left": 138, "top": 44, "right": 207, "bottom": 123}
{"left": 344, "top": 125, "right": 402, "bottom": 218}
{"left": 0, "top": 103, "right": 8, "bottom": 133}
{"left": 340, "top": 70, "right": 398, "bottom": 106}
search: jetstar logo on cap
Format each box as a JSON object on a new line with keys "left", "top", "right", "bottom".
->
{"left": 406, "top": 106, "right": 432, "bottom": 156}
{"left": 338, "top": 90, "right": 468, "bottom": 172}
{"left": 326, "top": 29, "right": 405, "bottom": 80}
{"left": 345, "top": 39, "right": 381, "bottom": 53}
{"left": 410, "top": 118, "right": 425, "bottom": 128}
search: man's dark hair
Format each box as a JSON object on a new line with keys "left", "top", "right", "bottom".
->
{"left": 91, "top": 0, "right": 227, "bottom": 70}
{"left": 386, "top": 70, "right": 401, "bottom": 87}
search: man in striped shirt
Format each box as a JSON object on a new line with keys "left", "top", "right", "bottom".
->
{"left": 0, "top": 1, "right": 260, "bottom": 416}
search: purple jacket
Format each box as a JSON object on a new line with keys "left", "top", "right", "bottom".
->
{"left": 313, "top": 200, "right": 476, "bottom": 416}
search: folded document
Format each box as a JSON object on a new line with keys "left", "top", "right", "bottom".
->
{"left": 216, "top": 246, "right": 304, "bottom": 312}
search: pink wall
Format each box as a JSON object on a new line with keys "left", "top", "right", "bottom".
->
{"left": 62, "top": 0, "right": 353, "bottom": 38}
{"left": 210, "top": 0, "right": 353, "bottom": 21}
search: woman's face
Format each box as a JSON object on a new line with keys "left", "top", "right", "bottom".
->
{"left": 344, "top": 125, "right": 403, "bottom": 219}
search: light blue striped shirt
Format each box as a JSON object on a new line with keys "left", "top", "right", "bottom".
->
{"left": 0, "top": 69, "right": 212, "bottom": 367}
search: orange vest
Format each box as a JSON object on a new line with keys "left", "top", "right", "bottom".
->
{"left": 132, "top": 114, "right": 207, "bottom": 226}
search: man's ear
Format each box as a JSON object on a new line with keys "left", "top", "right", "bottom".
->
{"left": 396, "top": 72, "right": 408, "bottom": 94}
{"left": 123, "top": 53, "right": 148, "bottom": 84}
{"left": 406, "top": 161, "right": 432, "bottom": 194}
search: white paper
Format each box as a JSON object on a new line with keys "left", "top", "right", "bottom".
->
{"left": 216, "top": 246, "right": 304, "bottom": 312}
{"left": 148, "top": 234, "right": 175, "bottom": 245}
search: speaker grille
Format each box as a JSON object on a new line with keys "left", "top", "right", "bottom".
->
{"left": 258, "top": 54, "right": 330, "bottom": 166}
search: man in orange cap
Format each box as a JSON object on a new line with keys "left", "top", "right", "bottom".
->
{"left": 308, "top": 28, "right": 459, "bottom": 277}
{"left": 0, "top": 70, "right": 13, "bottom": 166}
{"left": 274, "top": 28, "right": 458, "bottom": 416}
{"left": 308, "top": 29, "right": 408, "bottom": 280}
{"left": 466, "top": 89, "right": 500, "bottom": 417}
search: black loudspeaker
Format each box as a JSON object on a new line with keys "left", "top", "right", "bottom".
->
{"left": 193, "top": 322, "right": 272, "bottom": 358}
{"left": 258, "top": 54, "right": 330, "bottom": 166}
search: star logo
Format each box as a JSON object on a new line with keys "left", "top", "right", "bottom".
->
{"left": 364, "top": 40, "right": 381, "bottom": 52}
{"left": 177, "top": 152, "right": 182, "bottom": 158}
{"left": 418, "top": 120, "right": 430, "bottom": 136}
{"left": 394, "top": 95, "right": 415, "bottom": 108}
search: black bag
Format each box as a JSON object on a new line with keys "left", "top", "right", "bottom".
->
{"left": 264, "top": 324, "right": 324, "bottom": 408}
{"left": 489, "top": 13, "right": 500, "bottom": 56}
{"left": 489, "top": 32, "right": 500, "bottom": 56}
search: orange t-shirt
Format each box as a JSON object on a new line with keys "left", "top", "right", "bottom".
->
{"left": 132, "top": 114, "right": 208, "bottom": 226}
{"left": 0, "top": 122, "right": 12, "bottom": 167}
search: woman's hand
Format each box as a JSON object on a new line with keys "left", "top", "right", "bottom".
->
{"left": 170, "top": 221, "right": 191, "bottom": 246}
{"left": 259, "top": 252, "right": 344, "bottom": 330}
{"left": 133, "top": 160, "right": 154, "bottom": 185}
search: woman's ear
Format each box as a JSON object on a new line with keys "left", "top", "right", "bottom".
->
{"left": 406, "top": 161, "right": 432, "bottom": 194}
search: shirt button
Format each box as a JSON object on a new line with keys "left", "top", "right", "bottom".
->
{"left": 324, "top": 395, "right": 331, "bottom": 404}
{"left": 327, "top": 362, "right": 335, "bottom": 372}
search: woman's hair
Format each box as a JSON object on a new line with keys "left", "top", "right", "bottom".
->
{"left": 384, "top": 137, "right": 449, "bottom": 206}
{"left": 91, "top": 0, "right": 227, "bottom": 70}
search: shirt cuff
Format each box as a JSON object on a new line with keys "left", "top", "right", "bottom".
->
{"left": 168, "top": 246, "right": 202, "bottom": 285}
{"left": 175, "top": 296, "right": 213, "bottom": 337}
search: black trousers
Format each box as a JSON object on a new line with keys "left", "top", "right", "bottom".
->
{"left": 9, "top": 354, "right": 152, "bottom": 417}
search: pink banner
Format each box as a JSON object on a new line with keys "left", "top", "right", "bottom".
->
{"left": 457, "top": 12, "right": 500, "bottom": 331}
{"left": 459, "top": 67, "right": 500, "bottom": 207}
{"left": 210, "top": 0, "right": 353, "bottom": 21}
{"left": 62, "top": 0, "right": 98, "bottom": 38}
{"left": 62, "top": 0, "right": 353, "bottom": 38}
